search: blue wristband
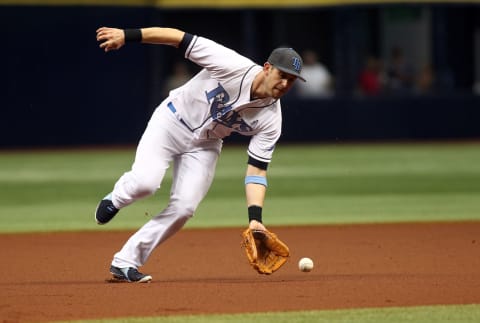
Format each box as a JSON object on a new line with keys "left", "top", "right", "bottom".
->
{"left": 245, "top": 175, "right": 268, "bottom": 187}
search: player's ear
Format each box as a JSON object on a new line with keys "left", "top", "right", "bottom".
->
{"left": 263, "top": 62, "right": 276, "bottom": 78}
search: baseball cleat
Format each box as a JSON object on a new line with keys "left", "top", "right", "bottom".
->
{"left": 109, "top": 265, "right": 152, "bottom": 283}
{"left": 95, "top": 196, "right": 119, "bottom": 225}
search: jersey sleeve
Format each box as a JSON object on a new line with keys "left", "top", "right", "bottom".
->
{"left": 183, "top": 35, "right": 255, "bottom": 80}
{"left": 247, "top": 106, "right": 282, "bottom": 164}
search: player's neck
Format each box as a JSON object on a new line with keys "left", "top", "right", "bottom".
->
{"left": 250, "top": 71, "right": 268, "bottom": 100}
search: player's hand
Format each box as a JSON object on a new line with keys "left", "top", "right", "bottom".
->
{"left": 96, "top": 27, "right": 125, "bottom": 52}
{"left": 249, "top": 219, "right": 266, "bottom": 232}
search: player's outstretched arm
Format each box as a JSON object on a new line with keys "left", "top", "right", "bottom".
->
{"left": 245, "top": 164, "right": 268, "bottom": 231}
{"left": 96, "top": 26, "right": 185, "bottom": 52}
{"left": 140, "top": 27, "right": 185, "bottom": 47}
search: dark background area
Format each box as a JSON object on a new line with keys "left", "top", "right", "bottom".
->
{"left": 1, "top": 4, "right": 480, "bottom": 148}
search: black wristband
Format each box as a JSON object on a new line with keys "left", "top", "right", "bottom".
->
{"left": 248, "top": 205, "right": 263, "bottom": 223}
{"left": 124, "top": 29, "right": 142, "bottom": 43}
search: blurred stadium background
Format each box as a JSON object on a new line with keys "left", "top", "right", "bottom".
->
{"left": 2, "top": 0, "right": 480, "bottom": 148}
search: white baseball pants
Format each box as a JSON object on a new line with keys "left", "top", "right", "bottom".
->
{"left": 110, "top": 102, "right": 222, "bottom": 268}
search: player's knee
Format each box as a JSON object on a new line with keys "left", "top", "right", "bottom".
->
{"left": 171, "top": 201, "right": 196, "bottom": 220}
{"left": 130, "top": 180, "right": 158, "bottom": 198}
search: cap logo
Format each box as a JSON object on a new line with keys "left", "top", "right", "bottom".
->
{"left": 292, "top": 57, "right": 302, "bottom": 72}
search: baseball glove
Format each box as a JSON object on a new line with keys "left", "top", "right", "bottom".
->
{"left": 241, "top": 228, "right": 290, "bottom": 274}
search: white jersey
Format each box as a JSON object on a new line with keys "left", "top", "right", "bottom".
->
{"left": 166, "top": 35, "right": 282, "bottom": 163}
{"left": 103, "top": 31, "right": 288, "bottom": 270}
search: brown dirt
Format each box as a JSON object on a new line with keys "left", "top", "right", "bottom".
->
{"left": 1, "top": 222, "right": 480, "bottom": 323}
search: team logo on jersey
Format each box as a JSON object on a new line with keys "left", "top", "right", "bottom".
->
{"left": 205, "top": 83, "right": 232, "bottom": 120}
{"left": 217, "top": 110, "right": 253, "bottom": 133}
{"left": 205, "top": 83, "right": 253, "bottom": 133}
{"left": 292, "top": 57, "right": 302, "bottom": 72}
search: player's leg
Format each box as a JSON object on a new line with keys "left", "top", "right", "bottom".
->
{"left": 95, "top": 105, "right": 186, "bottom": 225}
{"left": 111, "top": 139, "right": 222, "bottom": 269}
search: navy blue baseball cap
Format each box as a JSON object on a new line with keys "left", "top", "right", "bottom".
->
{"left": 268, "top": 47, "right": 306, "bottom": 82}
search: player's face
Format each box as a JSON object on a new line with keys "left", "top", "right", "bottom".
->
{"left": 266, "top": 65, "right": 298, "bottom": 99}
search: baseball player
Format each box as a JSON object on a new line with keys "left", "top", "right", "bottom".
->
{"left": 95, "top": 26, "right": 305, "bottom": 282}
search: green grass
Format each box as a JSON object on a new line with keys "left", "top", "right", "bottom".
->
{"left": 57, "top": 304, "right": 480, "bottom": 323}
{"left": 1, "top": 142, "right": 480, "bottom": 232}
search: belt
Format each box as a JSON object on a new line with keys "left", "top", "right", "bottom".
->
{"left": 167, "top": 102, "right": 194, "bottom": 132}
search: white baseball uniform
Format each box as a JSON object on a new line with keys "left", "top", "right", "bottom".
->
{"left": 110, "top": 34, "right": 282, "bottom": 269}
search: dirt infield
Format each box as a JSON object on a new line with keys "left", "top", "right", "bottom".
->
{"left": 1, "top": 222, "right": 480, "bottom": 323}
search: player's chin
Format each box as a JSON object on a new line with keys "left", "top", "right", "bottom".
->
{"left": 272, "top": 89, "right": 286, "bottom": 99}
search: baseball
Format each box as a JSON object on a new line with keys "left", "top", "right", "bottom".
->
{"left": 298, "top": 257, "right": 314, "bottom": 272}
